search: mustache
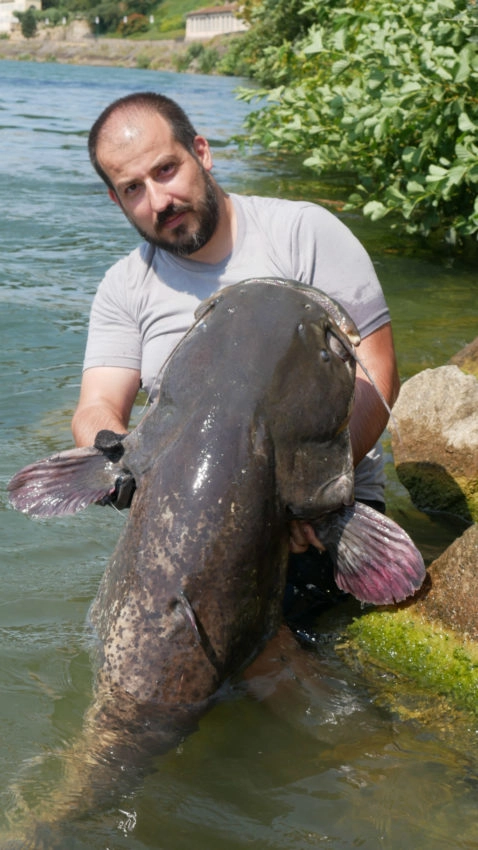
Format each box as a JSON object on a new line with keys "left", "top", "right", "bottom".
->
{"left": 155, "top": 203, "right": 193, "bottom": 227}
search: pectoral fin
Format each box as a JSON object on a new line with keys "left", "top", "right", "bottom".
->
{"left": 314, "top": 503, "right": 426, "bottom": 605}
{"left": 8, "top": 447, "right": 124, "bottom": 518}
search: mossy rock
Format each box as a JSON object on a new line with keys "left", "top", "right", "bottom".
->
{"left": 342, "top": 606, "right": 478, "bottom": 717}
{"left": 341, "top": 524, "right": 478, "bottom": 715}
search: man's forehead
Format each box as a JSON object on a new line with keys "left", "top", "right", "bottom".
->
{"left": 99, "top": 107, "right": 173, "bottom": 150}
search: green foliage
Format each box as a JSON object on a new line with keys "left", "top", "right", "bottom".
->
{"left": 175, "top": 41, "right": 220, "bottom": 74}
{"left": 157, "top": 13, "right": 183, "bottom": 34}
{"left": 86, "top": 0, "right": 155, "bottom": 34}
{"left": 17, "top": 7, "right": 38, "bottom": 38}
{"left": 37, "top": 7, "right": 69, "bottom": 24}
{"left": 37, "top": 0, "right": 208, "bottom": 37}
{"left": 136, "top": 52, "right": 151, "bottom": 68}
{"left": 117, "top": 11, "right": 149, "bottom": 36}
{"left": 233, "top": 0, "right": 478, "bottom": 246}
{"left": 218, "top": 0, "right": 310, "bottom": 85}
{"left": 198, "top": 46, "right": 219, "bottom": 74}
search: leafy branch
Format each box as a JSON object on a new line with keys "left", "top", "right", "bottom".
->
{"left": 230, "top": 0, "right": 478, "bottom": 247}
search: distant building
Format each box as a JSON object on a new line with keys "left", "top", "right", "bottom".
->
{"left": 0, "top": 0, "right": 41, "bottom": 34}
{"left": 185, "top": 3, "right": 248, "bottom": 42}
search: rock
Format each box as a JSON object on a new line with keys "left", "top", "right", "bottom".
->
{"left": 416, "top": 524, "right": 478, "bottom": 639}
{"left": 342, "top": 525, "right": 478, "bottom": 716}
{"left": 449, "top": 336, "right": 478, "bottom": 379}
{"left": 342, "top": 350, "right": 478, "bottom": 714}
{"left": 390, "top": 365, "right": 478, "bottom": 521}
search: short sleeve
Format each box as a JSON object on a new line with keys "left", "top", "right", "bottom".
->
{"left": 83, "top": 259, "right": 142, "bottom": 372}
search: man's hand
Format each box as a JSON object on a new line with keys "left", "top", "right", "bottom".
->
{"left": 289, "top": 520, "right": 326, "bottom": 554}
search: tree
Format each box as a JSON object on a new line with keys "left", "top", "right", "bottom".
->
{"left": 19, "top": 7, "right": 38, "bottom": 38}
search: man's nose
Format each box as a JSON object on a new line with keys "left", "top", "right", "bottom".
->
{"left": 145, "top": 179, "right": 172, "bottom": 214}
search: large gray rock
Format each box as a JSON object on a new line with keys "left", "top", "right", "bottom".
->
{"left": 416, "top": 524, "right": 478, "bottom": 639}
{"left": 390, "top": 365, "right": 478, "bottom": 521}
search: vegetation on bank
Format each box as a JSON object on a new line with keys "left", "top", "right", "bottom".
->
{"left": 223, "top": 0, "right": 478, "bottom": 249}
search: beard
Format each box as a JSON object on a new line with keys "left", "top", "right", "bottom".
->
{"left": 127, "top": 167, "right": 220, "bottom": 258}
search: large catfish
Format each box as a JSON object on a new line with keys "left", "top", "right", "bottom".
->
{"left": 6, "top": 279, "right": 424, "bottom": 841}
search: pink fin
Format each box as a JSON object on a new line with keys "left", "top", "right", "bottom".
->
{"left": 8, "top": 447, "right": 120, "bottom": 518}
{"left": 314, "top": 503, "right": 426, "bottom": 605}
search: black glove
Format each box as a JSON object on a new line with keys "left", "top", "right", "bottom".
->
{"left": 94, "top": 429, "right": 128, "bottom": 462}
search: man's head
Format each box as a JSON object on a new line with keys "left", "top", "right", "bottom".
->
{"left": 88, "top": 92, "right": 198, "bottom": 188}
{"left": 88, "top": 92, "right": 220, "bottom": 257}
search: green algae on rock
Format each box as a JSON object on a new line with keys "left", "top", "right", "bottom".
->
{"left": 342, "top": 607, "right": 478, "bottom": 717}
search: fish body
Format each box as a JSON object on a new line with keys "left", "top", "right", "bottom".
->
{"left": 6, "top": 278, "right": 425, "bottom": 835}
{"left": 85, "top": 278, "right": 358, "bottom": 716}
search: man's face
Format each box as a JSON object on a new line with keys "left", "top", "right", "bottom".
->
{"left": 97, "top": 109, "right": 219, "bottom": 257}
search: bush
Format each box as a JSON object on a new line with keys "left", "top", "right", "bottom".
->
{"left": 236, "top": 0, "right": 478, "bottom": 246}
{"left": 136, "top": 52, "right": 151, "bottom": 68}
{"left": 197, "top": 46, "right": 219, "bottom": 73}
{"left": 174, "top": 42, "right": 219, "bottom": 74}
{"left": 117, "top": 12, "right": 149, "bottom": 36}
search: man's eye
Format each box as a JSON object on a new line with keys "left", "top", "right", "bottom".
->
{"left": 158, "top": 163, "right": 175, "bottom": 177}
{"left": 124, "top": 183, "right": 139, "bottom": 195}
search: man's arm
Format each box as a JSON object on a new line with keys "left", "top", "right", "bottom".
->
{"left": 71, "top": 366, "right": 141, "bottom": 448}
{"left": 348, "top": 321, "right": 400, "bottom": 466}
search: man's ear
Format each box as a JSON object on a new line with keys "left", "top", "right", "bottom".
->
{"left": 108, "top": 188, "right": 120, "bottom": 206}
{"left": 193, "top": 135, "right": 213, "bottom": 171}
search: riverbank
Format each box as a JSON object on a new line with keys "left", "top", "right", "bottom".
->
{"left": 0, "top": 32, "right": 186, "bottom": 70}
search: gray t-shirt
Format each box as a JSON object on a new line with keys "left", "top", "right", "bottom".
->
{"left": 84, "top": 194, "right": 390, "bottom": 501}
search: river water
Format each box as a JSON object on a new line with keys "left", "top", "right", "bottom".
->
{"left": 0, "top": 59, "right": 477, "bottom": 848}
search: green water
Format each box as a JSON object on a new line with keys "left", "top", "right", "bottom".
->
{"left": 0, "top": 59, "right": 477, "bottom": 849}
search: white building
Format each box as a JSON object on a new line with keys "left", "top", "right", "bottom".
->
{"left": 0, "top": 0, "right": 41, "bottom": 34}
{"left": 185, "top": 3, "right": 248, "bottom": 42}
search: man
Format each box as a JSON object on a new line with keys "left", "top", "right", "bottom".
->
{"left": 73, "top": 91, "right": 400, "bottom": 620}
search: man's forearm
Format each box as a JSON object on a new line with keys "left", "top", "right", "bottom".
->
{"left": 71, "top": 404, "right": 130, "bottom": 448}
